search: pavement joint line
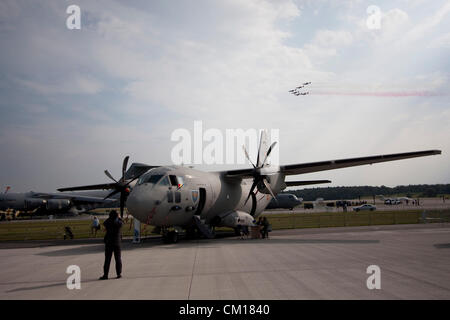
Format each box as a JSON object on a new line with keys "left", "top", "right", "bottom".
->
{"left": 187, "top": 240, "right": 199, "bottom": 300}
{"left": 380, "top": 265, "right": 450, "bottom": 293}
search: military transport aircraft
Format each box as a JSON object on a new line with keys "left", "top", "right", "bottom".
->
{"left": 58, "top": 131, "right": 441, "bottom": 242}
{"left": 266, "top": 180, "right": 331, "bottom": 210}
{"left": 266, "top": 193, "right": 303, "bottom": 210}
{"left": 0, "top": 190, "right": 117, "bottom": 218}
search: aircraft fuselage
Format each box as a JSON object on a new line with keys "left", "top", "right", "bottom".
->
{"left": 126, "top": 165, "right": 283, "bottom": 229}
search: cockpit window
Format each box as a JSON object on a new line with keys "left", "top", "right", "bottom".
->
{"left": 138, "top": 174, "right": 164, "bottom": 185}
{"left": 158, "top": 176, "right": 170, "bottom": 186}
{"left": 169, "top": 175, "right": 178, "bottom": 186}
{"left": 168, "top": 175, "right": 185, "bottom": 188}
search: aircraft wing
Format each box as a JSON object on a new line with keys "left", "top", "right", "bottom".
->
{"left": 224, "top": 150, "right": 441, "bottom": 177}
{"left": 58, "top": 163, "right": 159, "bottom": 192}
{"left": 58, "top": 183, "right": 117, "bottom": 192}
{"left": 31, "top": 192, "right": 117, "bottom": 204}
{"left": 285, "top": 180, "right": 331, "bottom": 186}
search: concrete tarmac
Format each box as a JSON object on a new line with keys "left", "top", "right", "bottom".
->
{"left": 0, "top": 223, "right": 449, "bottom": 299}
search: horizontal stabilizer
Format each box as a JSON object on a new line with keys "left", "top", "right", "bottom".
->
{"left": 285, "top": 180, "right": 331, "bottom": 186}
{"left": 124, "top": 163, "right": 159, "bottom": 180}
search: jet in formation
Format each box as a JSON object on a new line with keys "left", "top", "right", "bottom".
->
{"left": 59, "top": 131, "right": 441, "bottom": 243}
{"left": 289, "top": 82, "right": 311, "bottom": 96}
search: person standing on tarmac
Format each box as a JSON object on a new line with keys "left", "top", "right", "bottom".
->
{"left": 261, "top": 217, "right": 270, "bottom": 239}
{"left": 99, "top": 210, "right": 123, "bottom": 280}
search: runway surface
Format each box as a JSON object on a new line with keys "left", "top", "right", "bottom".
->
{"left": 0, "top": 223, "right": 449, "bottom": 299}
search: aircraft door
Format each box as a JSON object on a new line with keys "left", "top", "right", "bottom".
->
{"left": 194, "top": 188, "right": 206, "bottom": 216}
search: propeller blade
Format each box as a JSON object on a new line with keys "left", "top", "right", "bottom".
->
{"left": 242, "top": 145, "right": 256, "bottom": 169}
{"left": 122, "top": 156, "right": 130, "bottom": 181}
{"left": 244, "top": 179, "right": 259, "bottom": 205}
{"left": 104, "top": 170, "right": 118, "bottom": 183}
{"left": 256, "top": 130, "right": 264, "bottom": 167}
{"left": 119, "top": 192, "right": 126, "bottom": 219}
{"left": 103, "top": 189, "right": 120, "bottom": 200}
{"left": 262, "top": 178, "right": 277, "bottom": 201}
{"left": 261, "top": 141, "right": 277, "bottom": 167}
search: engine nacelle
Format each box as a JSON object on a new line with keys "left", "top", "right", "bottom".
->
{"left": 256, "top": 172, "right": 285, "bottom": 195}
{"left": 221, "top": 210, "right": 255, "bottom": 228}
{"left": 24, "top": 198, "right": 47, "bottom": 210}
{"left": 46, "top": 199, "right": 71, "bottom": 211}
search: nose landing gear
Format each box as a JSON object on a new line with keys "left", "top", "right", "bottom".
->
{"left": 162, "top": 229, "right": 179, "bottom": 243}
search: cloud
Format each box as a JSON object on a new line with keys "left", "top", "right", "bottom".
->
{"left": 0, "top": 0, "right": 449, "bottom": 192}
{"left": 303, "top": 29, "right": 354, "bottom": 62}
{"left": 401, "top": 0, "right": 450, "bottom": 45}
{"left": 428, "top": 32, "right": 450, "bottom": 48}
{"left": 17, "top": 74, "right": 104, "bottom": 95}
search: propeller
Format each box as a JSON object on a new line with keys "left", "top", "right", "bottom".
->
{"left": 243, "top": 131, "right": 278, "bottom": 205}
{"left": 102, "top": 156, "right": 139, "bottom": 218}
{"left": 57, "top": 156, "right": 157, "bottom": 218}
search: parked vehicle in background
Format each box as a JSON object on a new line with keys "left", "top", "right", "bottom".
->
{"left": 385, "top": 199, "right": 401, "bottom": 205}
{"left": 353, "top": 204, "right": 376, "bottom": 212}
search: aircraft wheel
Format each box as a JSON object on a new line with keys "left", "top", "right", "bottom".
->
{"left": 171, "top": 231, "right": 178, "bottom": 243}
{"left": 185, "top": 227, "right": 198, "bottom": 240}
{"left": 163, "top": 231, "right": 179, "bottom": 243}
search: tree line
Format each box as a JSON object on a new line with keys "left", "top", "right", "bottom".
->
{"left": 286, "top": 184, "right": 450, "bottom": 201}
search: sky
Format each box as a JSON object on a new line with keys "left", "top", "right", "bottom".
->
{"left": 0, "top": 0, "right": 449, "bottom": 192}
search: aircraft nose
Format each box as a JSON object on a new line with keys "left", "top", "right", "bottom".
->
{"left": 127, "top": 185, "right": 155, "bottom": 221}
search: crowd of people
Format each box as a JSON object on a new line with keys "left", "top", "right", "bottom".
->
{"left": 237, "top": 216, "right": 271, "bottom": 239}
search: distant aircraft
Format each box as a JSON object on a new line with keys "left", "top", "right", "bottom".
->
{"left": 289, "top": 82, "right": 310, "bottom": 96}
{"left": 0, "top": 190, "right": 117, "bottom": 218}
{"left": 59, "top": 130, "right": 441, "bottom": 243}
{"left": 267, "top": 193, "right": 302, "bottom": 210}
{"left": 267, "top": 180, "right": 331, "bottom": 210}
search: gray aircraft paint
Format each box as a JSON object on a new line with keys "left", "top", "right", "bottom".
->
{"left": 127, "top": 165, "right": 278, "bottom": 228}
